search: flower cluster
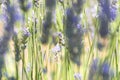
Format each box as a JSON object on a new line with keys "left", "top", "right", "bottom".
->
{"left": 88, "top": 59, "right": 114, "bottom": 80}
{"left": 98, "top": 0, "right": 117, "bottom": 38}
{"left": 0, "top": 1, "right": 17, "bottom": 79}
{"left": 65, "top": 1, "right": 84, "bottom": 65}
{"left": 0, "top": 1, "right": 16, "bottom": 54}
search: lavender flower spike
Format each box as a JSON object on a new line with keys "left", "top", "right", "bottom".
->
{"left": 98, "top": 12, "right": 109, "bottom": 38}
{"left": 88, "top": 59, "right": 114, "bottom": 80}
{"left": 65, "top": 7, "right": 83, "bottom": 66}
{"left": 100, "top": 62, "right": 111, "bottom": 80}
{"left": 0, "top": 2, "right": 16, "bottom": 54}
{"left": 98, "top": 0, "right": 117, "bottom": 38}
{"left": 98, "top": 0, "right": 110, "bottom": 19}
{"left": 41, "top": 0, "right": 56, "bottom": 44}
{"left": 0, "top": 1, "right": 16, "bottom": 79}
{"left": 98, "top": 0, "right": 110, "bottom": 38}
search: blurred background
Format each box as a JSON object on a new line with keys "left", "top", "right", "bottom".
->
{"left": 0, "top": 0, "right": 120, "bottom": 80}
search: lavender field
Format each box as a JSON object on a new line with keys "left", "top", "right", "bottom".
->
{"left": 0, "top": 0, "right": 120, "bottom": 80}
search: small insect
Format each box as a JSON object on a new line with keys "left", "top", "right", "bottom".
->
{"left": 52, "top": 32, "right": 65, "bottom": 46}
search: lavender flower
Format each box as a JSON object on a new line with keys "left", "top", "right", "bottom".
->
{"left": 88, "top": 59, "right": 114, "bottom": 80}
{"left": 21, "top": 27, "right": 31, "bottom": 49}
{"left": 14, "top": 8, "right": 23, "bottom": 22}
{"left": 88, "top": 58, "right": 99, "bottom": 80}
{"left": 25, "top": 2, "right": 32, "bottom": 10}
{"left": 98, "top": 0, "right": 117, "bottom": 38}
{"left": 0, "top": 1, "right": 16, "bottom": 54}
{"left": 41, "top": 0, "right": 56, "bottom": 44}
{"left": 0, "top": 1, "right": 16, "bottom": 79}
{"left": 22, "top": 27, "right": 31, "bottom": 40}
{"left": 41, "top": 13, "right": 53, "bottom": 43}
{"left": 64, "top": 0, "right": 85, "bottom": 66}
{"left": 110, "top": 3, "right": 117, "bottom": 21}
{"left": 98, "top": 0, "right": 110, "bottom": 38}
{"left": 100, "top": 62, "right": 110, "bottom": 80}
{"left": 99, "top": 0, "right": 118, "bottom": 21}
{"left": 98, "top": 0, "right": 110, "bottom": 19}
{"left": 13, "top": 31, "right": 21, "bottom": 62}
{"left": 98, "top": 12, "right": 109, "bottom": 38}
{"left": 65, "top": 7, "right": 83, "bottom": 66}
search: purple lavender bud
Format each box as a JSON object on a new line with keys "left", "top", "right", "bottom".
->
{"left": 14, "top": 10, "right": 23, "bottom": 22}
{"left": 98, "top": 0, "right": 110, "bottom": 19}
{"left": 100, "top": 62, "right": 110, "bottom": 80}
{"left": 21, "top": 27, "right": 31, "bottom": 44}
{"left": 25, "top": 2, "right": 32, "bottom": 10}
{"left": 98, "top": 0, "right": 117, "bottom": 21}
{"left": 98, "top": 61, "right": 114, "bottom": 80}
{"left": 110, "top": 5, "right": 117, "bottom": 21}
{"left": 41, "top": 13, "right": 52, "bottom": 44}
{"left": 22, "top": 27, "right": 31, "bottom": 38}
{"left": 98, "top": 12, "right": 109, "bottom": 38}
{"left": 98, "top": 0, "right": 117, "bottom": 39}
{"left": 12, "top": 5, "right": 23, "bottom": 22}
